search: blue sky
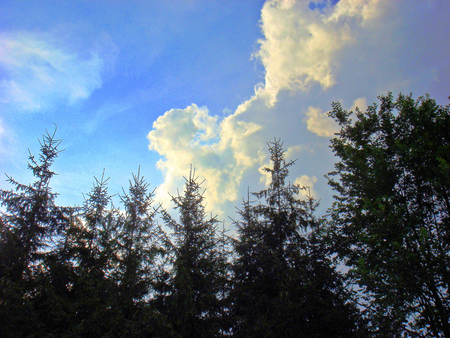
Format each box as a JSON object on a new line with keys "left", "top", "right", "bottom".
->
{"left": 1, "top": 0, "right": 450, "bottom": 221}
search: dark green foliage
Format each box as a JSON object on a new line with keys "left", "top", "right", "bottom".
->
{"left": 1, "top": 127, "right": 380, "bottom": 337}
{"left": 156, "top": 168, "right": 228, "bottom": 338}
{"left": 231, "top": 139, "right": 363, "bottom": 337}
{"left": 328, "top": 92, "right": 450, "bottom": 336}
{"left": 60, "top": 173, "right": 122, "bottom": 337}
{"left": 0, "top": 127, "right": 71, "bottom": 337}
{"left": 116, "top": 167, "right": 161, "bottom": 335}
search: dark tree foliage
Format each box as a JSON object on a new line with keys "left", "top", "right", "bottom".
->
{"left": 0, "top": 127, "right": 71, "bottom": 337}
{"left": 157, "top": 168, "right": 228, "bottom": 338}
{"left": 116, "top": 167, "right": 162, "bottom": 336}
{"left": 63, "top": 173, "right": 123, "bottom": 337}
{"left": 231, "top": 139, "right": 363, "bottom": 338}
{"left": 1, "top": 127, "right": 374, "bottom": 337}
{"left": 327, "top": 93, "right": 450, "bottom": 337}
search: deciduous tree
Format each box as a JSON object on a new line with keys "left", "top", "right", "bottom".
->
{"left": 328, "top": 92, "right": 450, "bottom": 336}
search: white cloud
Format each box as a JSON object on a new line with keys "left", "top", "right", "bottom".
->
{"left": 304, "top": 106, "right": 339, "bottom": 137}
{"left": 84, "top": 102, "right": 132, "bottom": 134}
{"left": 304, "top": 96, "right": 367, "bottom": 137}
{"left": 147, "top": 103, "right": 263, "bottom": 216}
{"left": 255, "top": 0, "right": 362, "bottom": 105}
{"left": 0, "top": 31, "right": 116, "bottom": 112}
{"left": 254, "top": 0, "right": 450, "bottom": 104}
{"left": 285, "top": 144, "right": 313, "bottom": 159}
{"left": 350, "top": 97, "right": 368, "bottom": 113}
{"left": 148, "top": 0, "right": 450, "bottom": 218}
{"left": 294, "top": 175, "right": 318, "bottom": 199}
{"left": 0, "top": 117, "right": 11, "bottom": 156}
{"left": 326, "top": 0, "right": 381, "bottom": 23}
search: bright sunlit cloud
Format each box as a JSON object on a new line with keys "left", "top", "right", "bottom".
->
{"left": 147, "top": 0, "right": 450, "bottom": 218}
{"left": 304, "top": 106, "right": 339, "bottom": 137}
{"left": 294, "top": 174, "right": 318, "bottom": 199}
{"left": 255, "top": 0, "right": 359, "bottom": 105}
{"left": 1, "top": 0, "right": 449, "bottom": 220}
{"left": 147, "top": 103, "right": 264, "bottom": 215}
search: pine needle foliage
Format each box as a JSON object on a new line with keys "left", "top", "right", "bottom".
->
{"left": 231, "top": 139, "right": 363, "bottom": 337}
{"left": 116, "top": 167, "right": 163, "bottom": 335}
{"left": 157, "top": 168, "right": 228, "bottom": 338}
{"left": 0, "top": 126, "right": 71, "bottom": 336}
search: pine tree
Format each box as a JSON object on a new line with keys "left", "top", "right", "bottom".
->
{"left": 116, "top": 167, "right": 161, "bottom": 336}
{"left": 0, "top": 127, "right": 71, "bottom": 337}
{"left": 157, "top": 168, "right": 227, "bottom": 338}
{"left": 230, "top": 139, "right": 363, "bottom": 337}
{"left": 63, "top": 172, "right": 122, "bottom": 337}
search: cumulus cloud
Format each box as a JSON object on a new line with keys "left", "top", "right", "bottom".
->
{"left": 294, "top": 175, "right": 318, "bottom": 199}
{"left": 147, "top": 103, "right": 263, "bottom": 215}
{"left": 0, "top": 31, "right": 116, "bottom": 111}
{"left": 255, "top": 0, "right": 364, "bottom": 104}
{"left": 304, "top": 96, "right": 368, "bottom": 137}
{"left": 350, "top": 97, "right": 368, "bottom": 112}
{"left": 148, "top": 0, "right": 450, "bottom": 217}
{"left": 304, "top": 106, "right": 339, "bottom": 137}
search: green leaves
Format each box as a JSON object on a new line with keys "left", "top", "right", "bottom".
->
{"left": 328, "top": 92, "right": 450, "bottom": 336}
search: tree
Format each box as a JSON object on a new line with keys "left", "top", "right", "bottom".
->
{"left": 116, "top": 167, "right": 161, "bottom": 336}
{"left": 156, "top": 168, "right": 227, "bottom": 338}
{"left": 63, "top": 172, "right": 123, "bottom": 337}
{"left": 0, "top": 127, "right": 71, "bottom": 337}
{"left": 231, "top": 139, "right": 363, "bottom": 337}
{"left": 327, "top": 92, "right": 450, "bottom": 336}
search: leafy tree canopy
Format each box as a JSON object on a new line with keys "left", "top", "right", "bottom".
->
{"left": 328, "top": 92, "right": 450, "bottom": 337}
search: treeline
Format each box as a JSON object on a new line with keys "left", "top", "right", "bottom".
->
{"left": 1, "top": 92, "right": 449, "bottom": 337}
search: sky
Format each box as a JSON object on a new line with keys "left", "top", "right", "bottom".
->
{"left": 1, "top": 0, "right": 450, "bottom": 224}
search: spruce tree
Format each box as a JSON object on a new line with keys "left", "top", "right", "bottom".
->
{"left": 64, "top": 173, "right": 122, "bottom": 337}
{"left": 230, "top": 139, "right": 363, "bottom": 337}
{"left": 157, "top": 168, "right": 227, "bottom": 338}
{"left": 116, "top": 167, "right": 161, "bottom": 336}
{"left": 0, "top": 127, "right": 71, "bottom": 337}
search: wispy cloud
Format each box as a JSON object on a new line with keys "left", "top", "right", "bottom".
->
{"left": 0, "top": 116, "right": 14, "bottom": 158}
{"left": 0, "top": 31, "right": 116, "bottom": 112}
{"left": 84, "top": 102, "right": 131, "bottom": 134}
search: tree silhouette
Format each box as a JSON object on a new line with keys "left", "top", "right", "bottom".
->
{"left": 231, "top": 139, "right": 363, "bottom": 337}
{"left": 328, "top": 92, "right": 450, "bottom": 336}
{"left": 0, "top": 126, "right": 71, "bottom": 336}
{"left": 157, "top": 168, "right": 227, "bottom": 338}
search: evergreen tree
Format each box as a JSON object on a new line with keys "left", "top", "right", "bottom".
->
{"left": 63, "top": 173, "right": 122, "bottom": 337}
{"left": 157, "top": 168, "right": 227, "bottom": 338}
{"left": 0, "top": 127, "right": 71, "bottom": 337}
{"left": 327, "top": 92, "right": 450, "bottom": 336}
{"left": 231, "top": 139, "right": 363, "bottom": 337}
{"left": 116, "top": 167, "right": 161, "bottom": 336}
